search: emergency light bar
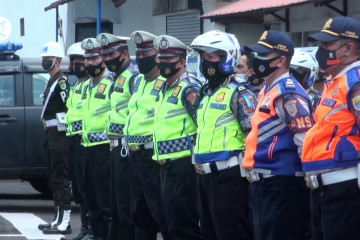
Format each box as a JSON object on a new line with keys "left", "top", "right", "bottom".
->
{"left": 0, "top": 41, "right": 23, "bottom": 54}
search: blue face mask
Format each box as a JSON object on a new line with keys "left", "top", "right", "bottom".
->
{"left": 235, "top": 74, "right": 246, "bottom": 82}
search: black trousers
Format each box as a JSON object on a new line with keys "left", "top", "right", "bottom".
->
{"left": 197, "top": 166, "right": 253, "bottom": 240}
{"left": 159, "top": 157, "right": 201, "bottom": 240}
{"left": 109, "top": 145, "right": 134, "bottom": 240}
{"left": 67, "top": 135, "right": 86, "bottom": 204}
{"left": 310, "top": 179, "right": 360, "bottom": 240}
{"left": 250, "top": 176, "right": 310, "bottom": 240}
{"left": 84, "top": 144, "right": 111, "bottom": 238}
{"left": 129, "top": 148, "right": 168, "bottom": 240}
{"left": 45, "top": 127, "right": 72, "bottom": 210}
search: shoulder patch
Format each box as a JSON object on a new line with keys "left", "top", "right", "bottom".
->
{"left": 59, "top": 79, "right": 67, "bottom": 90}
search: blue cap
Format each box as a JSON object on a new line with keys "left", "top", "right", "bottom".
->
{"left": 308, "top": 16, "right": 360, "bottom": 42}
{"left": 244, "top": 30, "right": 294, "bottom": 56}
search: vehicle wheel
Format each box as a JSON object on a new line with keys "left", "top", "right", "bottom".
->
{"left": 29, "top": 179, "right": 53, "bottom": 197}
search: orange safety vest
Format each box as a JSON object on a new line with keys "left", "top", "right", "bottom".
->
{"left": 243, "top": 77, "right": 312, "bottom": 176}
{"left": 302, "top": 67, "right": 360, "bottom": 171}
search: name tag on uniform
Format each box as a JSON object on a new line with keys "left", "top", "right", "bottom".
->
{"left": 322, "top": 98, "right": 337, "bottom": 107}
{"left": 210, "top": 103, "right": 226, "bottom": 110}
{"left": 167, "top": 97, "right": 178, "bottom": 104}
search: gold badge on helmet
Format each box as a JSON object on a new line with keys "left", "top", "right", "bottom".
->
{"left": 207, "top": 66, "right": 216, "bottom": 76}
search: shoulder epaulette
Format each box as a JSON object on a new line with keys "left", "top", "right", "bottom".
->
{"left": 285, "top": 78, "right": 296, "bottom": 89}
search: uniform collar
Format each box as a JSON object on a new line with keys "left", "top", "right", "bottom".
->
{"left": 327, "top": 60, "right": 360, "bottom": 84}
{"left": 265, "top": 72, "right": 289, "bottom": 93}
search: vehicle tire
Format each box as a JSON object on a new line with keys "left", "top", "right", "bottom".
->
{"left": 29, "top": 178, "right": 53, "bottom": 197}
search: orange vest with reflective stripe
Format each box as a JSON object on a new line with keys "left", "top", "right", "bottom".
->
{"left": 302, "top": 67, "right": 360, "bottom": 171}
{"left": 243, "top": 77, "right": 312, "bottom": 176}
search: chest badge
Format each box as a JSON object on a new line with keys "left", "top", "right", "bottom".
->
{"left": 97, "top": 83, "right": 106, "bottom": 93}
{"left": 216, "top": 92, "right": 226, "bottom": 102}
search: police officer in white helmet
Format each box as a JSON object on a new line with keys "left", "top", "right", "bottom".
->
{"left": 38, "top": 41, "right": 72, "bottom": 235}
{"left": 290, "top": 49, "right": 322, "bottom": 110}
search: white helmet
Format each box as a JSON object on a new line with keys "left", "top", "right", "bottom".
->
{"left": 290, "top": 49, "right": 319, "bottom": 90}
{"left": 67, "top": 42, "right": 84, "bottom": 57}
{"left": 40, "top": 41, "right": 64, "bottom": 58}
{"left": 190, "top": 30, "right": 240, "bottom": 75}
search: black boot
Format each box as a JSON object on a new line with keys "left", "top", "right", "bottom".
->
{"left": 38, "top": 206, "right": 59, "bottom": 230}
{"left": 43, "top": 208, "right": 72, "bottom": 234}
{"left": 89, "top": 213, "right": 108, "bottom": 240}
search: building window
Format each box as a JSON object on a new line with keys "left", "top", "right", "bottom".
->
{"left": 153, "top": 0, "right": 202, "bottom": 15}
{"left": 75, "top": 22, "right": 113, "bottom": 42}
{"left": 291, "top": 31, "right": 319, "bottom": 47}
{"left": 0, "top": 75, "right": 15, "bottom": 106}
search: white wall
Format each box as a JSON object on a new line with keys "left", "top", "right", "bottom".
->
{"left": 0, "top": 0, "right": 67, "bottom": 57}
{"left": 228, "top": 23, "right": 265, "bottom": 48}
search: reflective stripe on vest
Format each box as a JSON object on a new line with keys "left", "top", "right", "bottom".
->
{"left": 243, "top": 77, "right": 311, "bottom": 176}
{"left": 81, "top": 77, "right": 112, "bottom": 147}
{"left": 124, "top": 74, "right": 165, "bottom": 146}
{"left": 153, "top": 79, "right": 199, "bottom": 160}
{"left": 302, "top": 67, "right": 360, "bottom": 171}
{"left": 195, "top": 81, "right": 245, "bottom": 164}
{"left": 65, "top": 80, "right": 86, "bottom": 136}
{"left": 105, "top": 68, "right": 133, "bottom": 137}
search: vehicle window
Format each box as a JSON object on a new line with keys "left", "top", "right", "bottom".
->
{"left": 32, "top": 73, "right": 49, "bottom": 106}
{"left": 0, "top": 75, "right": 15, "bottom": 106}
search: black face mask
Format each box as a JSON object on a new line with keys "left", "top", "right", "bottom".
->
{"left": 201, "top": 59, "right": 227, "bottom": 89}
{"left": 105, "top": 53, "right": 124, "bottom": 72}
{"left": 136, "top": 55, "right": 157, "bottom": 74}
{"left": 158, "top": 61, "right": 181, "bottom": 78}
{"left": 253, "top": 55, "right": 281, "bottom": 79}
{"left": 74, "top": 62, "right": 87, "bottom": 78}
{"left": 86, "top": 63, "right": 105, "bottom": 78}
{"left": 315, "top": 45, "right": 344, "bottom": 70}
{"left": 42, "top": 58, "right": 55, "bottom": 71}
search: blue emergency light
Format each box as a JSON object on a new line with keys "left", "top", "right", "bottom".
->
{"left": 0, "top": 41, "right": 23, "bottom": 54}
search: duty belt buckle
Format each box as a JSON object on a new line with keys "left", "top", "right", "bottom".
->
{"left": 158, "top": 160, "right": 166, "bottom": 165}
{"left": 304, "top": 175, "right": 319, "bottom": 190}
{"left": 195, "top": 164, "right": 206, "bottom": 175}
{"left": 246, "top": 171, "right": 260, "bottom": 183}
{"left": 129, "top": 145, "right": 139, "bottom": 152}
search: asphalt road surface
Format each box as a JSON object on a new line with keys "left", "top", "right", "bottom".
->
{"left": 0, "top": 180, "right": 80, "bottom": 240}
{"left": 0, "top": 180, "right": 163, "bottom": 240}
